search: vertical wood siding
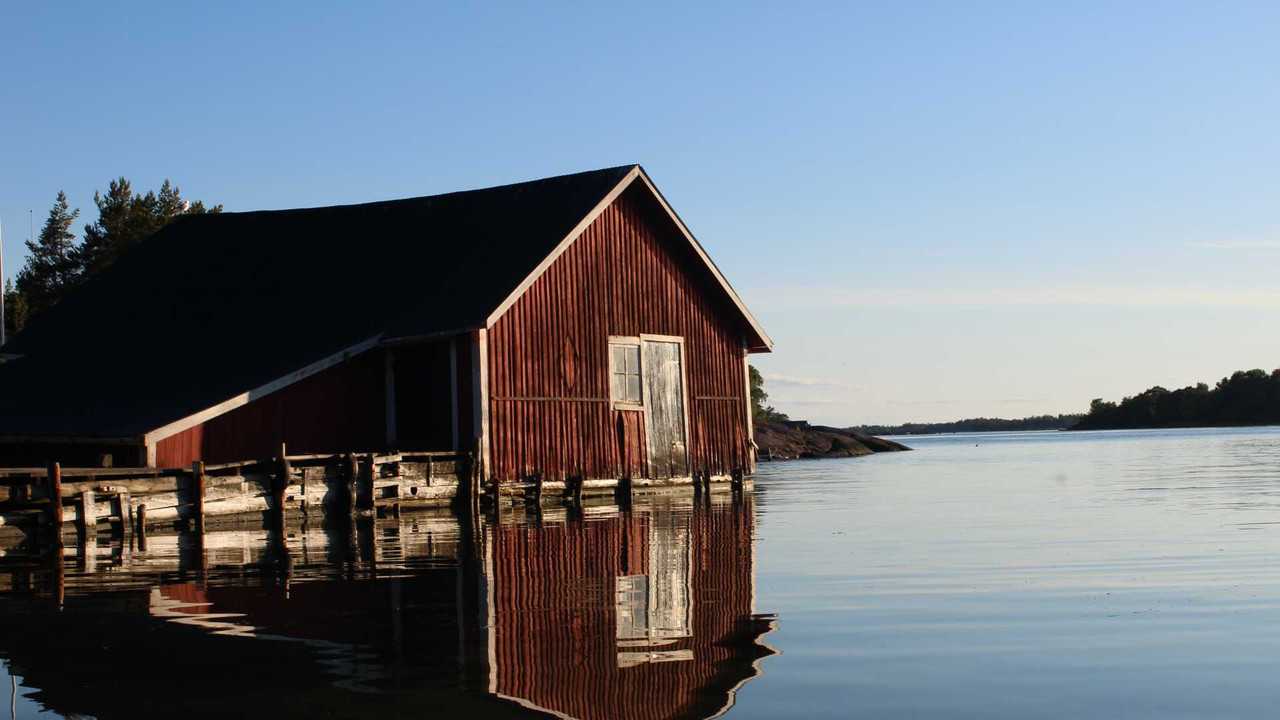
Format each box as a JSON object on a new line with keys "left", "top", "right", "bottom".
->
{"left": 155, "top": 349, "right": 387, "bottom": 467}
{"left": 491, "top": 501, "right": 761, "bottom": 720}
{"left": 487, "top": 185, "right": 751, "bottom": 483}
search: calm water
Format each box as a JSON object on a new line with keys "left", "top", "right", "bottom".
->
{"left": 3, "top": 426, "right": 1280, "bottom": 718}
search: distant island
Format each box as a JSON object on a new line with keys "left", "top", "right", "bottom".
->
{"left": 1071, "top": 368, "right": 1280, "bottom": 430}
{"left": 755, "top": 420, "right": 910, "bottom": 460}
{"left": 854, "top": 414, "right": 1083, "bottom": 436}
{"left": 749, "top": 367, "right": 910, "bottom": 460}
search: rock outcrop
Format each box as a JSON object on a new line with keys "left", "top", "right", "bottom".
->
{"left": 754, "top": 420, "right": 910, "bottom": 461}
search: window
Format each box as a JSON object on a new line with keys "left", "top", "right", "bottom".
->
{"left": 610, "top": 339, "right": 642, "bottom": 406}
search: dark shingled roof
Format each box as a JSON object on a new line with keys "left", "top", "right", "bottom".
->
{"left": 0, "top": 165, "right": 636, "bottom": 438}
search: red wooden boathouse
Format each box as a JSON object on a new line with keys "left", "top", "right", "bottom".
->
{"left": 0, "top": 165, "right": 772, "bottom": 493}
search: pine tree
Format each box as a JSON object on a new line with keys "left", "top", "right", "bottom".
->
{"left": 16, "top": 191, "right": 81, "bottom": 319}
{"left": 75, "top": 177, "right": 222, "bottom": 278}
{"left": 3, "top": 279, "right": 28, "bottom": 339}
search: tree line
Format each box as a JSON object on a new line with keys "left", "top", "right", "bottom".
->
{"left": 856, "top": 414, "right": 1084, "bottom": 436}
{"left": 1072, "top": 369, "right": 1280, "bottom": 430}
{"left": 4, "top": 179, "right": 220, "bottom": 337}
{"left": 748, "top": 365, "right": 790, "bottom": 424}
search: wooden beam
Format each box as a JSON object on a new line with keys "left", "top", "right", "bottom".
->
{"left": 136, "top": 503, "right": 147, "bottom": 550}
{"left": 274, "top": 444, "right": 291, "bottom": 525}
{"left": 358, "top": 453, "right": 375, "bottom": 512}
{"left": 192, "top": 461, "right": 206, "bottom": 534}
{"left": 143, "top": 334, "right": 383, "bottom": 447}
{"left": 117, "top": 490, "right": 132, "bottom": 544}
{"left": 471, "top": 329, "right": 490, "bottom": 487}
{"left": 47, "top": 463, "right": 62, "bottom": 529}
{"left": 76, "top": 490, "right": 96, "bottom": 537}
{"left": 742, "top": 346, "right": 756, "bottom": 474}
{"left": 345, "top": 453, "right": 358, "bottom": 516}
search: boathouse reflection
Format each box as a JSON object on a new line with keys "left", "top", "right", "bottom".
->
{"left": 488, "top": 497, "right": 771, "bottom": 719}
{"left": 0, "top": 493, "right": 773, "bottom": 719}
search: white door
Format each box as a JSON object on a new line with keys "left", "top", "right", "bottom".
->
{"left": 641, "top": 338, "right": 689, "bottom": 479}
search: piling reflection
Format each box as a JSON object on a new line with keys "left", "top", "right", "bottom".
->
{"left": 0, "top": 493, "right": 774, "bottom": 719}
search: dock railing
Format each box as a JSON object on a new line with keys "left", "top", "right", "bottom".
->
{"left": 0, "top": 447, "right": 474, "bottom": 542}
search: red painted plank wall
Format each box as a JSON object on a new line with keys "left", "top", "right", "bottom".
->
{"left": 491, "top": 501, "right": 760, "bottom": 720}
{"left": 155, "top": 349, "right": 386, "bottom": 467}
{"left": 487, "top": 184, "right": 752, "bottom": 483}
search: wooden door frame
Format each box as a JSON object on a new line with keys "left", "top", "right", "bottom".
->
{"left": 639, "top": 334, "right": 692, "bottom": 482}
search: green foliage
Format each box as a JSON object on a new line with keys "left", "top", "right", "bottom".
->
{"left": 15, "top": 191, "right": 81, "bottom": 319}
{"left": 7, "top": 178, "right": 220, "bottom": 332}
{"left": 856, "top": 414, "right": 1084, "bottom": 436}
{"left": 749, "top": 365, "right": 789, "bottom": 423}
{"left": 76, "top": 178, "right": 222, "bottom": 277}
{"left": 3, "top": 279, "right": 28, "bottom": 338}
{"left": 1074, "top": 370, "right": 1280, "bottom": 430}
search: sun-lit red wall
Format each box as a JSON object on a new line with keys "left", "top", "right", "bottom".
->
{"left": 487, "top": 185, "right": 753, "bottom": 483}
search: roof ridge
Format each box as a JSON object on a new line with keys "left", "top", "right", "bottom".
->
{"left": 214, "top": 164, "right": 640, "bottom": 218}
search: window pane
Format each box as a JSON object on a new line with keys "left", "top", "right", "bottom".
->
{"left": 611, "top": 346, "right": 624, "bottom": 372}
{"left": 625, "top": 345, "right": 640, "bottom": 374}
{"left": 627, "top": 375, "right": 641, "bottom": 404}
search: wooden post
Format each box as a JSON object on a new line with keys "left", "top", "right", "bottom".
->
{"left": 615, "top": 475, "right": 633, "bottom": 511}
{"left": 345, "top": 453, "right": 358, "bottom": 517}
{"left": 358, "top": 453, "right": 375, "bottom": 512}
{"left": 273, "top": 444, "right": 290, "bottom": 527}
{"left": 76, "top": 490, "right": 96, "bottom": 538}
{"left": 192, "top": 461, "right": 206, "bottom": 534}
{"left": 117, "top": 489, "right": 132, "bottom": 544}
{"left": 47, "top": 462, "right": 63, "bottom": 530}
{"left": 136, "top": 504, "right": 147, "bottom": 551}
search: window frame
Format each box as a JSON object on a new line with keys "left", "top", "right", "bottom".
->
{"left": 608, "top": 336, "right": 644, "bottom": 410}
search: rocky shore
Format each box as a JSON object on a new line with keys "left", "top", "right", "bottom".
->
{"left": 754, "top": 420, "right": 910, "bottom": 460}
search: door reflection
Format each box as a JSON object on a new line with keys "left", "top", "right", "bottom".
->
{"left": 488, "top": 495, "right": 773, "bottom": 719}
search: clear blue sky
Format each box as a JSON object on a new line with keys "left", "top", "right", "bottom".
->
{"left": 3, "top": 2, "right": 1278, "bottom": 425}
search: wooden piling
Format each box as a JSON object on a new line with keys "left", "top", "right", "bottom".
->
{"left": 345, "top": 453, "right": 358, "bottom": 516}
{"left": 272, "top": 445, "right": 289, "bottom": 527}
{"left": 615, "top": 475, "right": 633, "bottom": 511}
{"left": 47, "top": 462, "right": 63, "bottom": 530}
{"left": 76, "top": 490, "right": 96, "bottom": 538}
{"left": 358, "top": 453, "right": 375, "bottom": 512}
{"left": 192, "top": 461, "right": 206, "bottom": 534}
{"left": 136, "top": 504, "right": 147, "bottom": 551}
{"left": 117, "top": 489, "right": 132, "bottom": 544}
